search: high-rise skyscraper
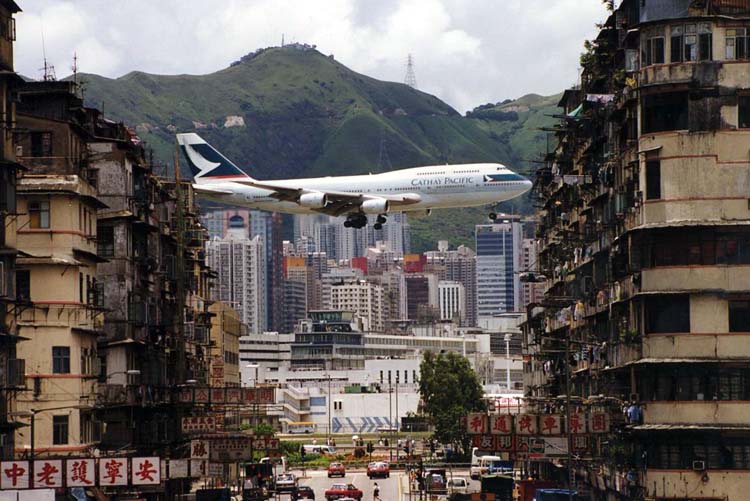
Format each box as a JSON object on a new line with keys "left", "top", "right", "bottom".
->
{"left": 426, "top": 243, "right": 477, "bottom": 326}
{"left": 207, "top": 215, "right": 266, "bottom": 333}
{"left": 475, "top": 221, "right": 523, "bottom": 318}
{"left": 250, "top": 210, "right": 284, "bottom": 332}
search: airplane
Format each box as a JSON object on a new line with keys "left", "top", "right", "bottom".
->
{"left": 176, "top": 133, "right": 532, "bottom": 229}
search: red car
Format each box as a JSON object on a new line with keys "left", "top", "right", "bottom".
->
{"left": 324, "top": 482, "right": 362, "bottom": 501}
{"left": 327, "top": 462, "right": 346, "bottom": 478}
{"left": 366, "top": 461, "right": 390, "bottom": 479}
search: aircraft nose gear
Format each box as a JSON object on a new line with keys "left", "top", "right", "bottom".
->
{"left": 373, "top": 214, "right": 387, "bottom": 230}
{"left": 344, "top": 214, "right": 368, "bottom": 229}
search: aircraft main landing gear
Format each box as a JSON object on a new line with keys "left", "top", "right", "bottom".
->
{"left": 344, "top": 214, "right": 368, "bottom": 229}
{"left": 373, "top": 214, "right": 387, "bottom": 230}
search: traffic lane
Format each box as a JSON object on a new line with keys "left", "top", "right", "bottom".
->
{"left": 296, "top": 469, "right": 402, "bottom": 500}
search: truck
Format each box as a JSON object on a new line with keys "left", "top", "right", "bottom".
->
{"left": 480, "top": 474, "right": 514, "bottom": 501}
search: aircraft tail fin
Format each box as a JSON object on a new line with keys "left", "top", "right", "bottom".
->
{"left": 176, "top": 133, "right": 254, "bottom": 184}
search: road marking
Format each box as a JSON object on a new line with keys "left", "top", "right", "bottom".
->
{"left": 397, "top": 471, "right": 403, "bottom": 501}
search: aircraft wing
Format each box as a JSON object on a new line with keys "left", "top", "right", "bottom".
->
{"left": 192, "top": 185, "right": 235, "bottom": 195}
{"left": 231, "top": 179, "right": 421, "bottom": 216}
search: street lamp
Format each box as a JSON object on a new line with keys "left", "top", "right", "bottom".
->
{"left": 245, "top": 364, "right": 260, "bottom": 428}
{"left": 504, "top": 333, "right": 513, "bottom": 390}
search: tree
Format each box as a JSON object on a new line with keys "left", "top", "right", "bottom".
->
{"left": 419, "top": 351, "right": 486, "bottom": 457}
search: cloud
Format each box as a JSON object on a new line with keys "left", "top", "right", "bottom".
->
{"left": 14, "top": 0, "right": 607, "bottom": 112}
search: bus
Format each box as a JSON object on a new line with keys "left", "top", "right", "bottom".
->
{"left": 285, "top": 421, "right": 316, "bottom": 434}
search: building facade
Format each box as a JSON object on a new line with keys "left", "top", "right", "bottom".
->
{"left": 206, "top": 216, "right": 266, "bottom": 333}
{"left": 525, "top": 1, "right": 750, "bottom": 499}
{"left": 476, "top": 222, "right": 522, "bottom": 318}
{"left": 438, "top": 280, "right": 465, "bottom": 322}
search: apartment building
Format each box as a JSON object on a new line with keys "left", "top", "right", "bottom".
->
{"left": 526, "top": 1, "right": 750, "bottom": 499}
{"left": 12, "top": 81, "right": 105, "bottom": 457}
{"left": 0, "top": 0, "right": 23, "bottom": 461}
{"left": 330, "top": 279, "right": 385, "bottom": 332}
{"left": 206, "top": 215, "right": 266, "bottom": 333}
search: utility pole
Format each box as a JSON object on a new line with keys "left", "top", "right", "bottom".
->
{"left": 565, "top": 331, "right": 574, "bottom": 501}
{"left": 404, "top": 54, "right": 417, "bottom": 89}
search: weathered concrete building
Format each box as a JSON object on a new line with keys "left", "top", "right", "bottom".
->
{"left": 13, "top": 80, "right": 105, "bottom": 457}
{"left": 0, "top": 0, "right": 23, "bottom": 462}
{"left": 526, "top": 1, "right": 750, "bottom": 499}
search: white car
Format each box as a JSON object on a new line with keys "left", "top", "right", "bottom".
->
{"left": 448, "top": 477, "right": 469, "bottom": 493}
{"left": 275, "top": 473, "right": 297, "bottom": 492}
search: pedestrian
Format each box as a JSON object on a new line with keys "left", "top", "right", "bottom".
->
{"left": 373, "top": 481, "right": 380, "bottom": 500}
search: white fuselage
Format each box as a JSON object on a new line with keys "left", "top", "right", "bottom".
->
{"left": 196, "top": 162, "right": 531, "bottom": 214}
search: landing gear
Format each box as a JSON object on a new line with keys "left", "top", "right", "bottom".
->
{"left": 373, "top": 214, "right": 387, "bottom": 230}
{"left": 488, "top": 212, "right": 498, "bottom": 221}
{"left": 345, "top": 213, "right": 368, "bottom": 229}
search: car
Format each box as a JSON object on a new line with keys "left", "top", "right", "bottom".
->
{"left": 293, "top": 485, "right": 315, "bottom": 500}
{"left": 324, "top": 482, "right": 363, "bottom": 501}
{"left": 447, "top": 477, "right": 469, "bottom": 494}
{"left": 366, "top": 461, "right": 390, "bottom": 479}
{"left": 275, "top": 473, "right": 297, "bottom": 492}
{"left": 328, "top": 462, "right": 346, "bottom": 478}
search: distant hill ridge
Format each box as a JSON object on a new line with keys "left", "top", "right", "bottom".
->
{"left": 74, "top": 45, "right": 560, "bottom": 250}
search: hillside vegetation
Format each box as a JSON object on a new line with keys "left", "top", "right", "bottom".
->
{"left": 77, "top": 46, "right": 559, "bottom": 251}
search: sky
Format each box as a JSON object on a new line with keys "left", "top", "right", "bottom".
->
{"left": 14, "top": 0, "right": 608, "bottom": 114}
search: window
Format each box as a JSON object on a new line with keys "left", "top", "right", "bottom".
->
{"left": 645, "top": 294, "right": 690, "bottom": 333}
{"left": 682, "top": 23, "right": 713, "bottom": 61}
{"left": 725, "top": 28, "right": 749, "bottom": 59}
{"left": 97, "top": 225, "right": 114, "bottom": 258}
{"left": 740, "top": 95, "right": 750, "bottom": 129}
{"left": 52, "top": 415, "right": 68, "bottom": 445}
{"left": 729, "top": 300, "right": 750, "bottom": 332}
{"left": 15, "top": 270, "right": 29, "bottom": 301}
{"left": 645, "top": 160, "right": 661, "bottom": 200}
{"left": 642, "top": 92, "right": 689, "bottom": 133}
{"left": 28, "top": 200, "right": 50, "bottom": 228}
{"left": 645, "top": 36, "right": 665, "bottom": 65}
{"left": 671, "top": 26, "right": 684, "bottom": 62}
{"left": 79, "top": 273, "right": 84, "bottom": 303}
{"left": 30, "top": 131, "right": 52, "bottom": 157}
{"left": 52, "top": 346, "right": 70, "bottom": 374}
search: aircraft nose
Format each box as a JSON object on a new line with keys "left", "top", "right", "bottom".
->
{"left": 520, "top": 179, "right": 533, "bottom": 194}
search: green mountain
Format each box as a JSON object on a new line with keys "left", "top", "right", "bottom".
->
{"left": 77, "top": 46, "right": 559, "bottom": 251}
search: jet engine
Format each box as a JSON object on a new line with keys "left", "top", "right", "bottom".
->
{"left": 298, "top": 192, "right": 328, "bottom": 208}
{"left": 361, "top": 198, "right": 389, "bottom": 214}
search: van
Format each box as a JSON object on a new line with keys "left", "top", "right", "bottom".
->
{"left": 469, "top": 447, "right": 483, "bottom": 479}
{"left": 302, "top": 444, "right": 336, "bottom": 455}
{"left": 471, "top": 455, "right": 513, "bottom": 478}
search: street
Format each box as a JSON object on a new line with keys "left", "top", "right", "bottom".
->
{"left": 293, "top": 468, "right": 403, "bottom": 501}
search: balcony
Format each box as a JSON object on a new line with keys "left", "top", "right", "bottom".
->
{"left": 644, "top": 401, "right": 750, "bottom": 426}
{"left": 96, "top": 384, "right": 172, "bottom": 407}
{"left": 642, "top": 266, "right": 750, "bottom": 294}
{"left": 644, "top": 333, "right": 750, "bottom": 359}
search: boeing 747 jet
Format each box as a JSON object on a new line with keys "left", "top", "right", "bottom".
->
{"left": 177, "top": 133, "right": 532, "bottom": 229}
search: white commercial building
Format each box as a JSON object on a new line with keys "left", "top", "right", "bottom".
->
{"left": 438, "top": 280, "right": 465, "bottom": 322}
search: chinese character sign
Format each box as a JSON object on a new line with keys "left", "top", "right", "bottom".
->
{"left": 170, "top": 459, "right": 189, "bottom": 479}
{"left": 33, "top": 460, "right": 62, "bottom": 488}
{"left": 181, "top": 416, "right": 216, "bottom": 433}
{"left": 515, "top": 414, "right": 538, "bottom": 435}
{"left": 466, "top": 413, "right": 487, "bottom": 434}
{"left": 569, "top": 413, "right": 586, "bottom": 434}
{"left": 490, "top": 414, "right": 513, "bottom": 435}
{"left": 132, "top": 457, "right": 160, "bottom": 485}
{"left": 191, "top": 440, "right": 210, "bottom": 459}
{"left": 1, "top": 461, "right": 29, "bottom": 490}
{"left": 67, "top": 459, "right": 95, "bottom": 487}
{"left": 99, "top": 458, "right": 128, "bottom": 486}
{"left": 495, "top": 435, "right": 514, "bottom": 452}
{"left": 589, "top": 412, "right": 610, "bottom": 433}
{"left": 471, "top": 434, "right": 495, "bottom": 452}
{"left": 539, "top": 415, "right": 562, "bottom": 435}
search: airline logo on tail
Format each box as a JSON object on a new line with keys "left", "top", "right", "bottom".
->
{"left": 176, "top": 133, "right": 252, "bottom": 184}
